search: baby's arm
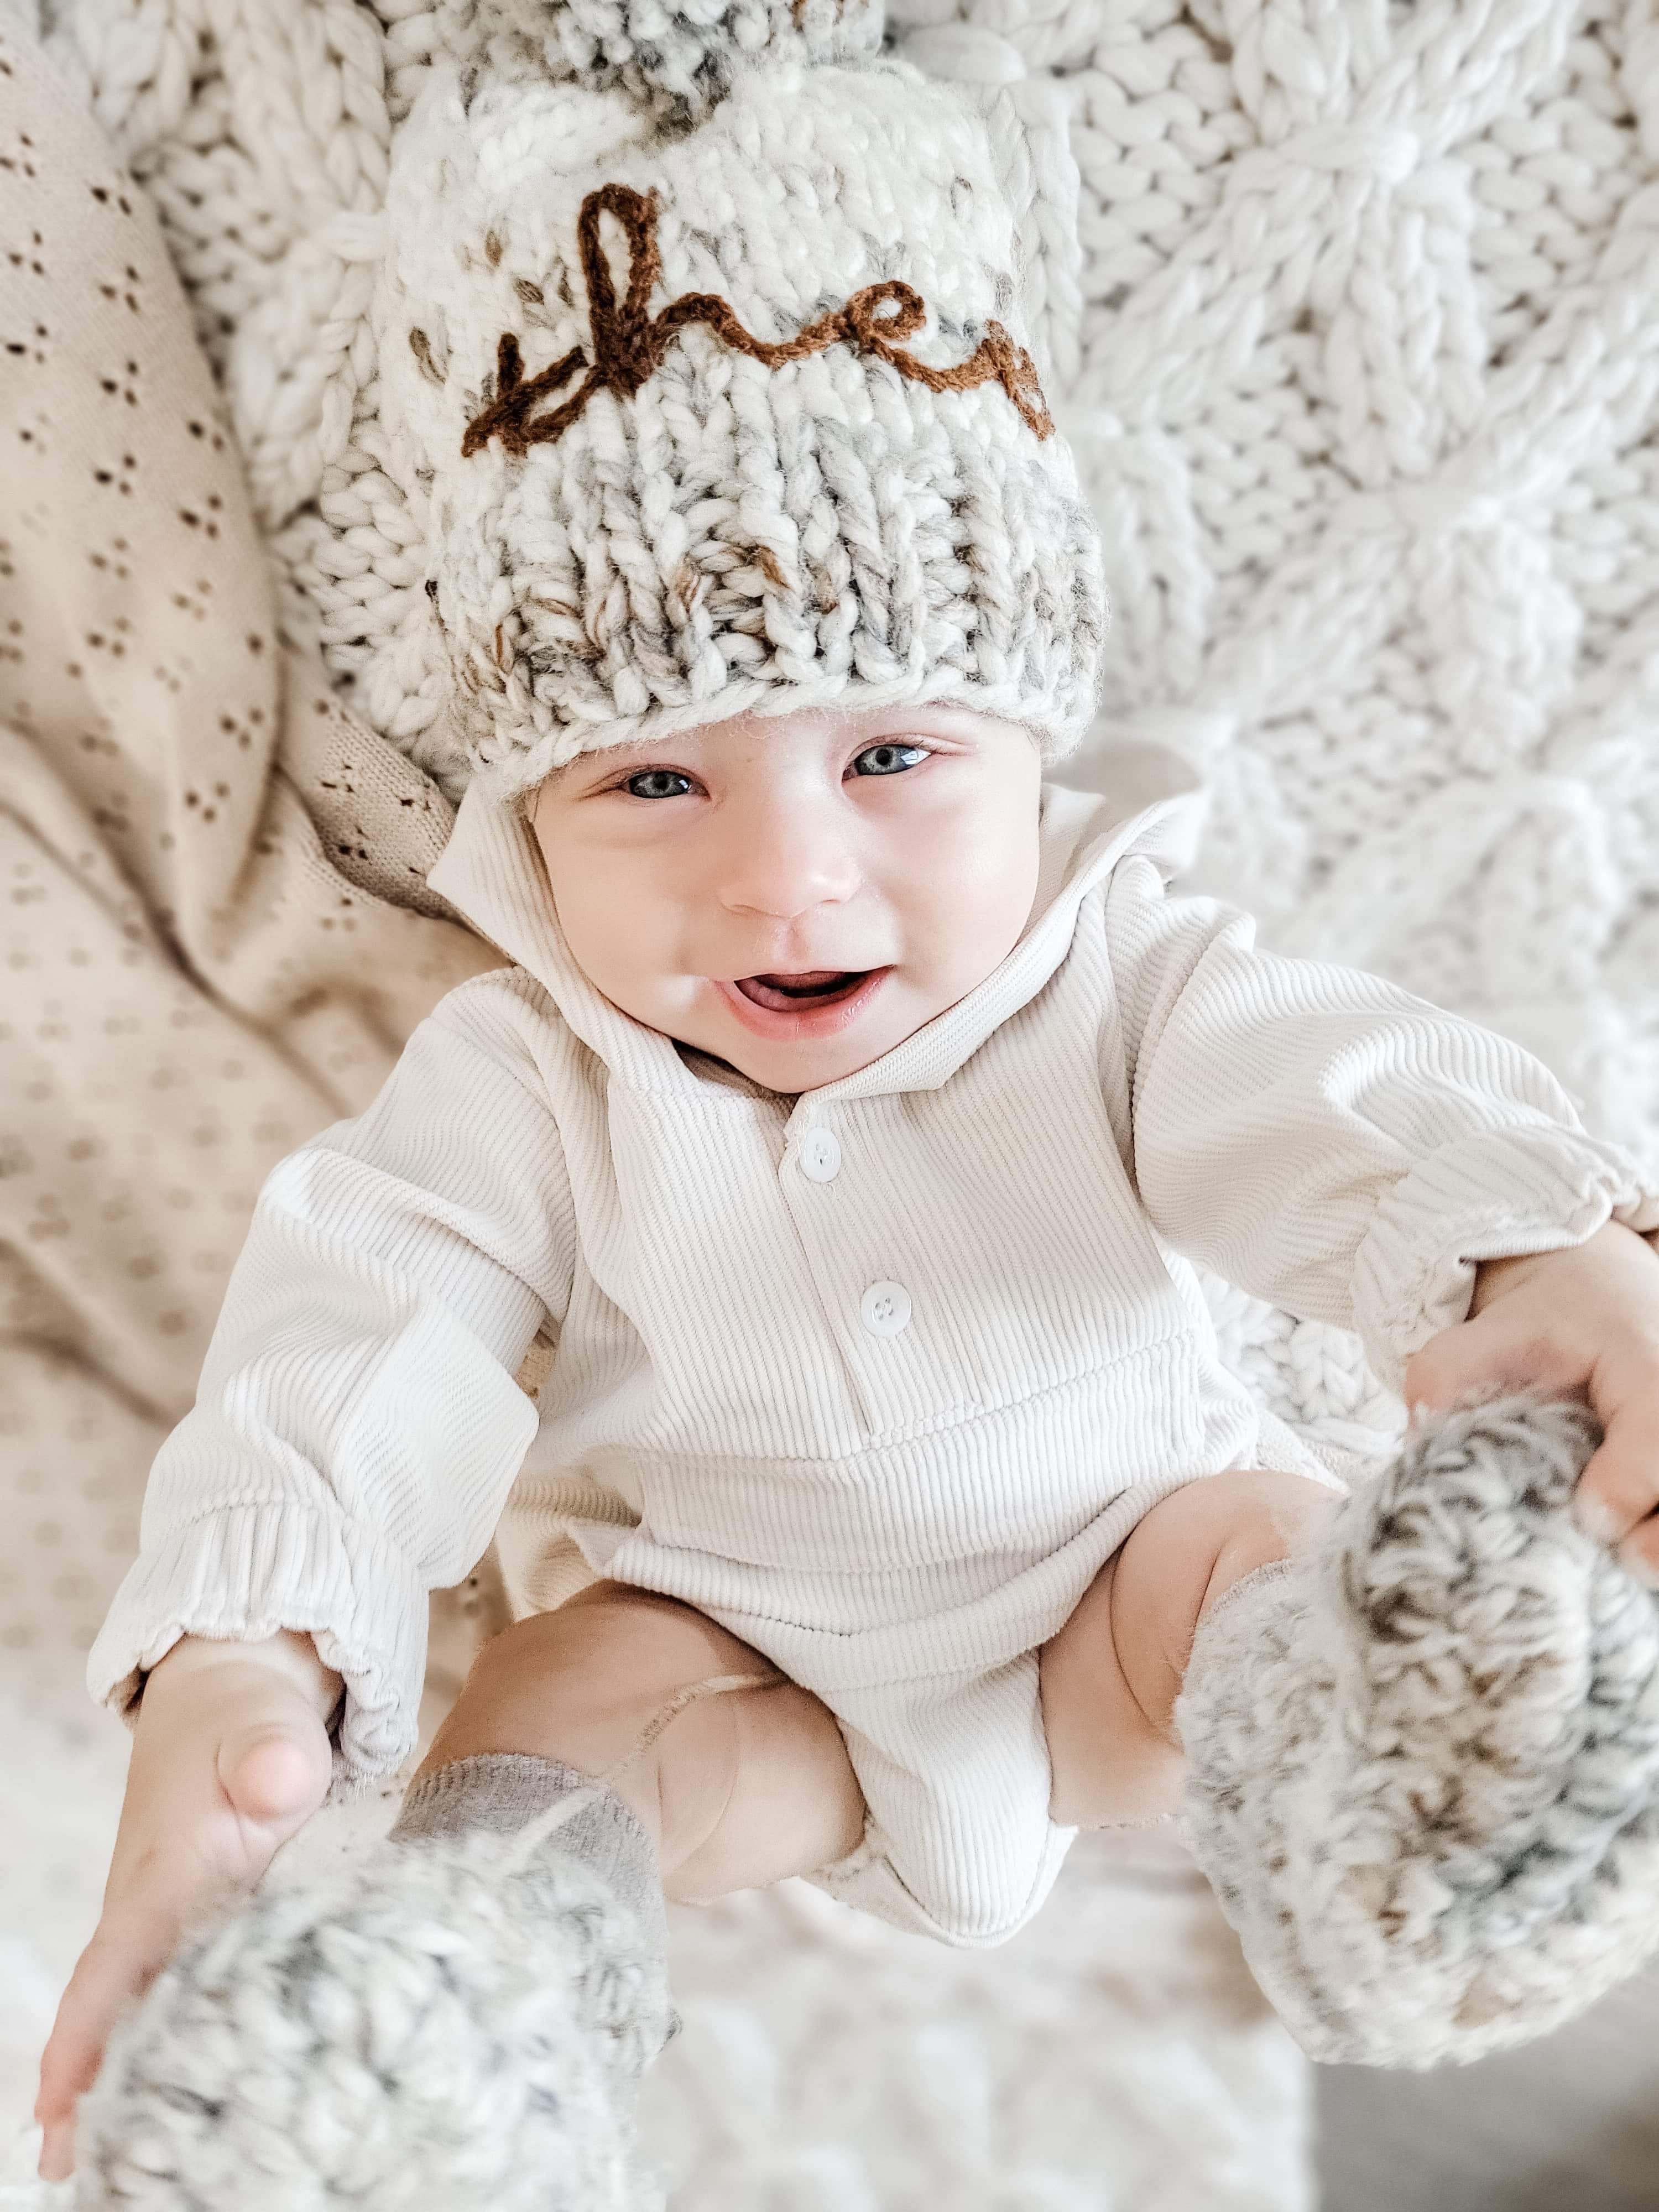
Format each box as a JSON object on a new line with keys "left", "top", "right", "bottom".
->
{"left": 1100, "top": 853, "right": 1658, "bottom": 1360}
{"left": 87, "top": 971, "right": 577, "bottom": 1775}
{"left": 1406, "top": 1219, "right": 1659, "bottom": 1573}
{"left": 39, "top": 974, "right": 578, "bottom": 2176}
{"left": 1098, "top": 851, "right": 1659, "bottom": 1546}
{"left": 36, "top": 1631, "right": 340, "bottom": 2179}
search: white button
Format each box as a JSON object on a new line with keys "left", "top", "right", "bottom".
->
{"left": 860, "top": 1280, "right": 911, "bottom": 1338}
{"left": 800, "top": 1128, "right": 842, "bottom": 1183}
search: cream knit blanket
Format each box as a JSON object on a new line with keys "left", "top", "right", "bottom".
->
{"left": 7, "top": 0, "right": 1658, "bottom": 2200}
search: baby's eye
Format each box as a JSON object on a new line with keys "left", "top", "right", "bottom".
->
{"left": 851, "top": 742, "right": 929, "bottom": 778}
{"left": 624, "top": 768, "right": 695, "bottom": 800}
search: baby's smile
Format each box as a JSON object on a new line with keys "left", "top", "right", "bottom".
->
{"left": 717, "top": 967, "right": 891, "bottom": 1041}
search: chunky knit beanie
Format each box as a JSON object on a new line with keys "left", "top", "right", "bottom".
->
{"left": 373, "top": 0, "right": 1107, "bottom": 797}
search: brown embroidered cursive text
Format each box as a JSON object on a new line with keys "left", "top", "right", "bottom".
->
{"left": 459, "top": 181, "right": 1053, "bottom": 459}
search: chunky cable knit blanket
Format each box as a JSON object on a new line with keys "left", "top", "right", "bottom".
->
{"left": 6, "top": 0, "right": 1659, "bottom": 2200}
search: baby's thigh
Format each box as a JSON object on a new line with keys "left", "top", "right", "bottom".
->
{"left": 1040, "top": 1468, "right": 1335, "bottom": 1828}
{"left": 420, "top": 1583, "right": 866, "bottom": 1898}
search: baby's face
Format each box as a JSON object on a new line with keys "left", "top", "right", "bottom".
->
{"left": 530, "top": 702, "right": 1043, "bottom": 1091}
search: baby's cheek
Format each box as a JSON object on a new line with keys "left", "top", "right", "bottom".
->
{"left": 910, "top": 865, "right": 1035, "bottom": 1003}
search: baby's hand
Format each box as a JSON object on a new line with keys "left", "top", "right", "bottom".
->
{"left": 34, "top": 1631, "right": 338, "bottom": 2181}
{"left": 1405, "top": 1219, "right": 1659, "bottom": 1580}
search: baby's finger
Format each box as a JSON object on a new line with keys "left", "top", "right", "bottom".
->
{"left": 1572, "top": 1359, "right": 1659, "bottom": 1554}
{"left": 36, "top": 1995, "right": 99, "bottom": 2180}
{"left": 35, "top": 1926, "right": 172, "bottom": 2179}
{"left": 218, "top": 1719, "right": 332, "bottom": 1832}
{"left": 38, "top": 2111, "right": 77, "bottom": 2185}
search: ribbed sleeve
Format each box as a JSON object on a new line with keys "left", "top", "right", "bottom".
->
{"left": 89, "top": 972, "right": 579, "bottom": 1778}
{"left": 86, "top": 1504, "right": 431, "bottom": 1778}
{"left": 1350, "top": 1124, "right": 1659, "bottom": 1383}
{"left": 1101, "top": 855, "right": 1659, "bottom": 1390}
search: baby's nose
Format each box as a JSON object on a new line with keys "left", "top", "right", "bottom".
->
{"left": 713, "top": 810, "right": 861, "bottom": 920}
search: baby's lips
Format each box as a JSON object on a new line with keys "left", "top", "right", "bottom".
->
{"left": 716, "top": 968, "right": 891, "bottom": 1036}
{"left": 733, "top": 971, "right": 868, "bottom": 1011}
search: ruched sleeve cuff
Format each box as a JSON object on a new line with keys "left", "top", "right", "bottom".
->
{"left": 1351, "top": 1125, "right": 1659, "bottom": 1392}
{"left": 86, "top": 1502, "right": 430, "bottom": 1785}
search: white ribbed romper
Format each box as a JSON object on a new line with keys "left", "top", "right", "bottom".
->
{"left": 90, "top": 783, "right": 1659, "bottom": 1945}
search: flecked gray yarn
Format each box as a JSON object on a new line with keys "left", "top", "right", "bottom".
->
{"left": 1176, "top": 1393, "right": 1659, "bottom": 2070}
{"left": 391, "top": 1752, "right": 670, "bottom": 1966}
{"left": 71, "top": 1783, "right": 672, "bottom": 2210}
{"left": 439, "top": 0, "right": 885, "bottom": 127}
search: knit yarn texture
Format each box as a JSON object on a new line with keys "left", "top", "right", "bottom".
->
{"left": 1177, "top": 1395, "right": 1659, "bottom": 2070}
{"left": 441, "top": 0, "right": 885, "bottom": 128}
{"left": 71, "top": 1824, "right": 671, "bottom": 2211}
{"left": 379, "top": 34, "right": 1104, "bottom": 792}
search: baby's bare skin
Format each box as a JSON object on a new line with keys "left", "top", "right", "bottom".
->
{"left": 417, "top": 1583, "right": 867, "bottom": 1899}
{"left": 40, "top": 1223, "right": 1659, "bottom": 2177}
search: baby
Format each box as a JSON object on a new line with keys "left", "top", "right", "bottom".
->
{"left": 35, "top": 0, "right": 1659, "bottom": 2198}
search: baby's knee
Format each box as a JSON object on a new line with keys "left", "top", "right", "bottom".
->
{"left": 1123, "top": 1469, "right": 1335, "bottom": 1691}
{"left": 419, "top": 1584, "right": 774, "bottom": 1867}
{"left": 1041, "top": 1468, "right": 1334, "bottom": 1828}
{"left": 1185, "top": 1466, "right": 1337, "bottom": 1624}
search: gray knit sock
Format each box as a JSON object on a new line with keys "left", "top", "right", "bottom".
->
{"left": 393, "top": 1753, "right": 669, "bottom": 1957}
{"left": 393, "top": 1751, "right": 676, "bottom": 2062}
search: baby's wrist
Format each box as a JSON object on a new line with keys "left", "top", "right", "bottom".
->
{"left": 147, "top": 1629, "right": 342, "bottom": 1721}
{"left": 1468, "top": 1219, "right": 1652, "bottom": 1318}
{"left": 1468, "top": 1246, "right": 1550, "bottom": 1316}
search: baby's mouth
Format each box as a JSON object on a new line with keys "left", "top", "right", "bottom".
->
{"left": 733, "top": 971, "right": 870, "bottom": 1013}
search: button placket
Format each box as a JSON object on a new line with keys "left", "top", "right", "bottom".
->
{"left": 776, "top": 1100, "right": 926, "bottom": 1429}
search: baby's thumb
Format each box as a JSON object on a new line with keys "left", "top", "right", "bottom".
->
{"left": 217, "top": 1718, "right": 331, "bottom": 1832}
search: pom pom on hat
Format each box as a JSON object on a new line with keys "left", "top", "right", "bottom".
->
{"left": 448, "top": 0, "right": 884, "bottom": 126}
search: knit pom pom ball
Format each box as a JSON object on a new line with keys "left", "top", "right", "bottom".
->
{"left": 1178, "top": 1394, "right": 1659, "bottom": 2068}
{"left": 451, "top": 0, "right": 886, "bottom": 123}
{"left": 71, "top": 1830, "right": 670, "bottom": 2211}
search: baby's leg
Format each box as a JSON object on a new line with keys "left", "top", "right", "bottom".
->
{"left": 415, "top": 1581, "right": 868, "bottom": 1897}
{"left": 1040, "top": 1468, "right": 1337, "bottom": 1828}
{"left": 75, "top": 1589, "right": 866, "bottom": 2209}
